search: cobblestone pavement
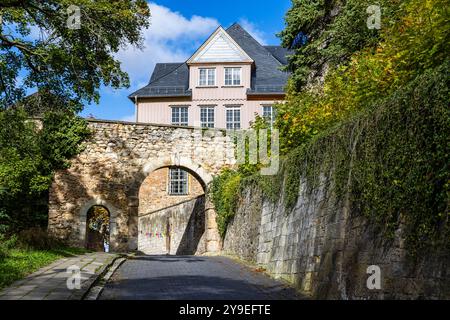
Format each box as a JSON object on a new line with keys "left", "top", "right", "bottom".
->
{"left": 0, "top": 252, "right": 118, "bottom": 300}
{"left": 99, "top": 255, "right": 301, "bottom": 300}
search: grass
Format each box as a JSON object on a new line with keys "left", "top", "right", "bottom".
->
{"left": 0, "top": 246, "right": 88, "bottom": 290}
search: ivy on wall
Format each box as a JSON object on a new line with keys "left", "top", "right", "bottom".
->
{"left": 209, "top": 0, "right": 449, "bottom": 254}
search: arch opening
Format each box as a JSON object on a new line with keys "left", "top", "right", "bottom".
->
{"left": 137, "top": 165, "right": 207, "bottom": 255}
{"left": 85, "top": 205, "right": 110, "bottom": 252}
{"left": 141, "top": 156, "right": 213, "bottom": 190}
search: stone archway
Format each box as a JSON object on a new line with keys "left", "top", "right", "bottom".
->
{"left": 142, "top": 155, "right": 213, "bottom": 187}
{"left": 130, "top": 156, "right": 220, "bottom": 255}
{"left": 48, "top": 120, "right": 234, "bottom": 253}
{"left": 86, "top": 205, "right": 110, "bottom": 252}
{"left": 78, "top": 199, "right": 120, "bottom": 251}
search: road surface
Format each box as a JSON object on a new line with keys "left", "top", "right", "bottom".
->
{"left": 99, "top": 255, "right": 301, "bottom": 300}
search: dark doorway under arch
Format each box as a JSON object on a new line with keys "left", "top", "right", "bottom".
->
{"left": 86, "top": 205, "right": 110, "bottom": 252}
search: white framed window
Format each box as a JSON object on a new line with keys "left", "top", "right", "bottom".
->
{"left": 200, "top": 106, "right": 215, "bottom": 128}
{"left": 226, "top": 106, "right": 241, "bottom": 130}
{"left": 199, "top": 68, "right": 216, "bottom": 86}
{"left": 262, "top": 105, "right": 276, "bottom": 127}
{"left": 168, "top": 168, "right": 188, "bottom": 195}
{"left": 224, "top": 67, "right": 241, "bottom": 86}
{"left": 171, "top": 106, "right": 188, "bottom": 126}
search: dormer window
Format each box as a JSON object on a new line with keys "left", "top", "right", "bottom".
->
{"left": 199, "top": 68, "right": 216, "bottom": 86}
{"left": 224, "top": 67, "right": 241, "bottom": 86}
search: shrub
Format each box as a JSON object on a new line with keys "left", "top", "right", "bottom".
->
{"left": 17, "top": 227, "right": 63, "bottom": 250}
{"left": 0, "top": 242, "right": 7, "bottom": 261}
{"left": 0, "top": 234, "right": 17, "bottom": 260}
{"left": 0, "top": 246, "right": 6, "bottom": 261}
{"left": 210, "top": 169, "right": 242, "bottom": 238}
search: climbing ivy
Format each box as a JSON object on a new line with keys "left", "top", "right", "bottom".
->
{"left": 209, "top": 169, "right": 242, "bottom": 238}
{"left": 212, "top": 63, "right": 449, "bottom": 253}
{"left": 210, "top": 0, "right": 450, "bottom": 254}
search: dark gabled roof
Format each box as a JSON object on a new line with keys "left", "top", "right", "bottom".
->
{"left": 130, "top": 23, "right": 291, "bottom": 99}
{"left": 264, "top": 46, "right": 293, "bottom": 65}
{"left": 226, "top": 23, "right": 289, "bottom": 94}
{"left": 149, "top": 63, "right": 184, "bottom": 83}
{"left": 128, "top": 62, "right": 191, "bottom": 99}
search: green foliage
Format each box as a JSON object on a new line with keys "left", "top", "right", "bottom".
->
{"left": 348, "top": 64, "right": 450, "bottom": 251}
{"left": 0, "top": 108, "right": 90, "bottom": 232}
{"left": 0, "top": 234, "right": 17, "bottom": 261}
{"left": 235, "top": 113, "right": 272, "bottom": 176}
{"left": 210, "top": 0, "right": 449, "bottom": 253}
{"left": 280, "top": 0, "right": 398, "bottom": 89}
{"left": 0, "top": 0, "right": 150, "bottom": 108}
{"left": 0, "top": 1, "right": 150, "bottom": 234}
{"left": 0, "top": 234, "right": 88, "bottom": 289}
{"left": 210, "top": 169, "right": 242, "bottom": 238}
{"left": 280, "top": 63, "right": 449, "bottom": 252}
{"left": 277, "top": 0, "right": 449, "bottom": 153}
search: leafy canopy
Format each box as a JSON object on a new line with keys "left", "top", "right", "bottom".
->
{"left": 0, "top": 108, "right": 91, "bottom": 232}
{"left": 210, "top": 0, "right": 450, "bottom": 252}
{"left": 276, "top": 0, "right": 449, "bottom": 152}
{"left": 0, "top": 0, "right": 150, "bottom": 109}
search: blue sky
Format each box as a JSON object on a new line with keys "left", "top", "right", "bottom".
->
{"left": 80, "top": 0, "right": 292, "bottom": 121}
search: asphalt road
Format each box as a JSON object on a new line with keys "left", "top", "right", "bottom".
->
{"left": 99, "top": 255, "right": 301, "bottom": 300}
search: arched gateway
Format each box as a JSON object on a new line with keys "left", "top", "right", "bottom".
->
{"left": 48, "top": 119, "right": 236, "bottom": 253}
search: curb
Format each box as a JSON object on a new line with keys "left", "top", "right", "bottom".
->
{"left": 82, "top": 255, "right": 128, "bottom": 300}
{"left": 67, "top": 254, "right": 121, "bottom": 300}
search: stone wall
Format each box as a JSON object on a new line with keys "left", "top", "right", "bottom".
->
{"left": 48, "top": 119, "right": 234, "bottom": 252}
{"left": 223, "top": 175, "right": 450, "bottom": 299}
{"left": 138, "top": 196, "right": 206, "bottom": 255}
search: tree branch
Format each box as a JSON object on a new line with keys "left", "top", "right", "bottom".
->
{"left": 0, "top": 34, "right": 35, "bottom": 55}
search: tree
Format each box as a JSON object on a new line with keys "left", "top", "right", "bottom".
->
{"left": 0, "top": 0, "right": 150, "bottom": 109}
{"left": 0, "top": 108, "right": 91, "bottom": 232}
{"left": 279, "top": 0, "right": 398, "bottom": 89}
{"left": 0, "top": 1, "right": 150, "bottom": 233}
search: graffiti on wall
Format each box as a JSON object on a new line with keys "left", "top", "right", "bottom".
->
{"left": 140, "top": 226, "right": 168, "bottom": 239}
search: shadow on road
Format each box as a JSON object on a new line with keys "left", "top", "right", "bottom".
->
{"left": 100, "top": 255, "right": 302, "bottom": 300}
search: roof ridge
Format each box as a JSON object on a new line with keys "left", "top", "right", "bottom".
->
{"left": 227, "top": 22, "right": 240, "bottom": 29}
{"left": 227, "top": 23, "right": 283, "bottom": 67}
{"left": 148, "top": 62, "right": 185, "bottom": 85}
{"left": 186, "top": 25, "right": 253, "bottom": 64}
{"left": 158, "top": 62, "right": 185, "bottom": 65}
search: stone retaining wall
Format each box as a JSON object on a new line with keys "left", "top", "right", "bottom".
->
{"left": 223, "top": 177, "right": 450, "bottom": 299}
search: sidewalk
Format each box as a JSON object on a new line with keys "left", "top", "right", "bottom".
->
{"left": 0, "top": 252, "right": 118, "bottom": 300}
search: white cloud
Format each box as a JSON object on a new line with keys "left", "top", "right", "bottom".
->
{"left": 238, "top": 18, "right": 267, "bottom": 45}
{"left": 116, "top": 2, "right": 219, "bottom": 88}
{"left": 114, "top": 3, "right": 268, "bottom": 94}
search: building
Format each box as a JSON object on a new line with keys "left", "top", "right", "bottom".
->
{"left": 127, "top": 23, "right": 291, "bottom": 227}
{"left": 129, "top": 23, "right": 291, "bottom": 130}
